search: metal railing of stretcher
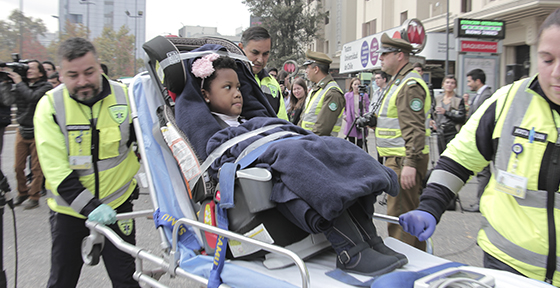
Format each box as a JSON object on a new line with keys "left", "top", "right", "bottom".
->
{"left": 79, "top": 36, "right": 411, "bottom": 288}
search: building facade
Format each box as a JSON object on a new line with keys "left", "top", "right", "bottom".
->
{"left": 311, "top": 0, "right": 556, "bottom": 89}
{"left": 58, "top": 0, "right": 146, "bottom": 67}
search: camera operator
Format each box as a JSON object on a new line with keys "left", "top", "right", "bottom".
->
{"left": 0, "top": 67, "right": 16, "bottom": 168}
{"left": 6, "top": 60, "right": 52, "bottom": 210}
{"left": 343, "top": 78, "right": 370, "bottom": 148}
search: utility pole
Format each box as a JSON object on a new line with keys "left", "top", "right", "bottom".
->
{"left": 126, "top": 0, "right": 143, "bottom": 75}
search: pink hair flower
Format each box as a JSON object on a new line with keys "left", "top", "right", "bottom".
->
{"left": 192, "top": 53, "right": 220, "bottom": 79}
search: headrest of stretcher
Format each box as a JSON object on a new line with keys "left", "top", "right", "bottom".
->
{"left": 172, "top": 43, "right": 277, "bottom": 162}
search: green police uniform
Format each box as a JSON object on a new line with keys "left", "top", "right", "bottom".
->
{"left": 299, "top": 50, "right": 345, "bottom": 136}
{"left": 375, "top": 34, "right": 431, "bottom": 250}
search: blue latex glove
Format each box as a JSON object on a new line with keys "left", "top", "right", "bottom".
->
{"left": 399, "top": 210, "right": 436, "bottom": 242}
{"left": 88, "top": 204, "right": 117, "bottom": 225}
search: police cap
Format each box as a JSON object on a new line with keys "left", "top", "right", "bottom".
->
{"left": 377, "top": 33, "right": 413, "bottom": 54}
{"left": 303, "top": 50, "right": 332, "bottom": 66}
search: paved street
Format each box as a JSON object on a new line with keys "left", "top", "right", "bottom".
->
{"left": 0, "top": 129, "right": 485, "bottom": 287}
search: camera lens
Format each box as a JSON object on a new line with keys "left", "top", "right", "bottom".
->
{"left": 279, "top": 80, "right": 284, "bottom": 85}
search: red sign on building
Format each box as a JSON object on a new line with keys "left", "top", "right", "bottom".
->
{"left": 460, "top": 40, "right": 498, "bottom": 53}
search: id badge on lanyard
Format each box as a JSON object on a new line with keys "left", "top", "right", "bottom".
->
{"left": 68, "top": 130, "right": 92, "bottom": 170}
{"left": 495, "top": 143, "right": 528, "bottom": 198}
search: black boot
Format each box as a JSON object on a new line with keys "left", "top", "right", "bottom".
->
{"left": 323, "top": 211, "right": 401, "bottom": 276}
{"left": 348, "top": 203, "right": 408, "bottom": 267}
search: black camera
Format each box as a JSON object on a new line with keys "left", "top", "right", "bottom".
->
{"left": 279, "top": 80, "right": 285, "bottom": 85}
{"left": 358, "top": 84, "right": 368, "bottom": 95}
{"left": 355, "top": 111, "right": 377, "bottom": 128}
{"left": 0, "top": 53, "right": 29, "bottom": 83}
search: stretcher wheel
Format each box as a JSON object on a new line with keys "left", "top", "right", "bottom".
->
{"left": 83, "top": 244, "right": 102, "bottom": 266}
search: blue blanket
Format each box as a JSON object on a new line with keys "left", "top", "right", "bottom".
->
{"left": 207, "top": 117, "right": 399, "bottom": 234}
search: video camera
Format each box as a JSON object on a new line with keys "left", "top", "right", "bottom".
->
{"left": 358, "top": 84, "right": 368, "bottom": 95}
{"left": 0, "top": 53, "right": 29, "bottom": 83}
{"left": 355, "top": 111, "right": 377, "bottom": 128}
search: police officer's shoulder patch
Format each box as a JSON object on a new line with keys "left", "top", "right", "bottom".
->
{"left": 328, "top": 102, "right": 338, "bottom": 111}
{"left": 395, "top": 79, "right": 401, "bottom": 85}
{"left": 407, "top": 80, "right": 417, "bottom": 86}
{"left": 410, "top": 98, "right": 423, "bottom": 112}
{"left": 108, "top": 104, "right": 128, "bottom": 124}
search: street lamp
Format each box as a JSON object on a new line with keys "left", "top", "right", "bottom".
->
{"left": 79, "top": 0, "right": 96, "bottom": 40}
{"left": 52, "top": 15, "right": 61, "bottom": 43}
{"left": 125, "top": 5, "right": 143, "bottom": 75}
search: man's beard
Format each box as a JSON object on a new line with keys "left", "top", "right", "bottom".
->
{"left": 71, "top": 84, "right": 99, "bottom": 101}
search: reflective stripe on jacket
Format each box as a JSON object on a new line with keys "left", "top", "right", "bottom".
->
{"left": 301, "top": 81, "right": 344, "bottom": 137}
{"left": 376, "top": 71, "right": 431, "bottom": 157}
{"left": 470, "top": 76, "right": 560, "bottom": 284}
{"left": 255, "top": 74, "right": 288, "bottom": 121}
{"left": 41, "top": 79, "right": 139, "bottom": 218}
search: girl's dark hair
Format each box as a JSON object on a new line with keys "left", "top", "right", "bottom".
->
{"left": 288, "top": 77, "right": 308, "bottom": 112}
{"left": 538, "top": 8, "right": 560, "bottom": 45}
{"left": 201, "top": 56, "right": 238, "bottom": 91}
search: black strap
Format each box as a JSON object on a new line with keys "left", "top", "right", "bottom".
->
{"left": 545, "top": 143, "right": 560, "bottom": 283}
{"left": 545, "top": 188, "right": 557, "bottom": 283}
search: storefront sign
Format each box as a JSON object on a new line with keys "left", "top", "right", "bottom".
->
{"left": 454, "top": 18, "right": 506, "bottom": 40}
{"left": 340, "top": 19, "right": 426, "bottom": 74}
{"left": 460, "top": 40, "right": 498, "bottom": 53}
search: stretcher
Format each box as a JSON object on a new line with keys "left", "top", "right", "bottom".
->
{"left": 80, "top": 36, "right": 554, "bottom": 288}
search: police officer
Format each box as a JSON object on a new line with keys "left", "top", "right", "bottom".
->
{"left": 238, "top": 26, "right": 288, "bottom": 121}
{"left": 399, "top": 8, "right": 560, "bottom": 285}
{"left": 299, "top": 50, "right": 345, "bottom": 136}
{"left": 376, "top": 33, "right": 431, "bottom": 251}
{"left": 34, "top": 37, "right": 140, "bottom": 287}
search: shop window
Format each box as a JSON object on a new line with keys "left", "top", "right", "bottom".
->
{"left": 401, "top": 11, "right": 408, "bottom": 24}
{"left": 362, "top": 19, "right": 377, "bottom": 37}
{"left": 461, "top": 0, "right": 472, "bottom": 12}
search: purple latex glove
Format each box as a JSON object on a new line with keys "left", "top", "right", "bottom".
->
{"left": 399, "top": 210, "right": 436, "bottom": 242}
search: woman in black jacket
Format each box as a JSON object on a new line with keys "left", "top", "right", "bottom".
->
{"left": 430, "top": 75, "right": 466, "bottom": 154}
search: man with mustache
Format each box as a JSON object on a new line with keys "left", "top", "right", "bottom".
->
{"left": 34, "top": 37, "right": 140, "bottom": 287}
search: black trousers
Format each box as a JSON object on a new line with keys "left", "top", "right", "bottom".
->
{"left": 47, "top": 199, "right": 139, "bottom": 288}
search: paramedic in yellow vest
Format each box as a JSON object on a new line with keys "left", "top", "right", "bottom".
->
{"left": 399, "top": 9, "right": 560, "bottom": 285}
{"left": 376, "top": 33, "right": 431, "bottom": 251}
{"left": 238, "top": 26, "right": 288, "bottom": 121}
{"left": 34, "top": 37, "right": 140, "bottom": 288}
{"left": 299, "top": 50, "right": 345, "bottom": 136}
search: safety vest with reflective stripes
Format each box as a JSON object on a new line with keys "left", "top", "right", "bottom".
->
{"left": 255, "top": 75, "right": 288, "bottom": 121}
{"left": 468, "top": 76, "right": 560, "bottom": 285}
{"left": 301, "top": 81, "right": 344, "bottom": 137}
{"left": 375, "top": 71, "right": 431, "bottom": 157}
{"left": 44, "top": 80, "right": 140, "bottom": 218}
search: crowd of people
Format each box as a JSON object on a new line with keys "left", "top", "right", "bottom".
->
{"left": 0, "top": 7, "right": 557, "bottom": 286}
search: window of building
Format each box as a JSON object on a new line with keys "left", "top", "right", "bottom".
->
{"left": 69, "top": 14, "right": 83, "bottom": 24}
{"left": 325, "top": 40, "right": 329, "bottom": 54}
{"left": 325, "top": 11, "right": 330, "bottom": 25}
{"left": 461, "top": 0, "right": 472, "bottom": 12}
{"left": 401, "top": 11, "right": 408, "bottom": 24}
{"left": 104, "top": 1, "right": 114, "bottom": 28}
{"left": 362, "top": 19, "right": 377, "bottom": 37}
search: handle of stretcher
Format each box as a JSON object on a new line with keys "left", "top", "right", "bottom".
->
{"left": 373, "top": 213, "right": 400, "bottom": 225}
